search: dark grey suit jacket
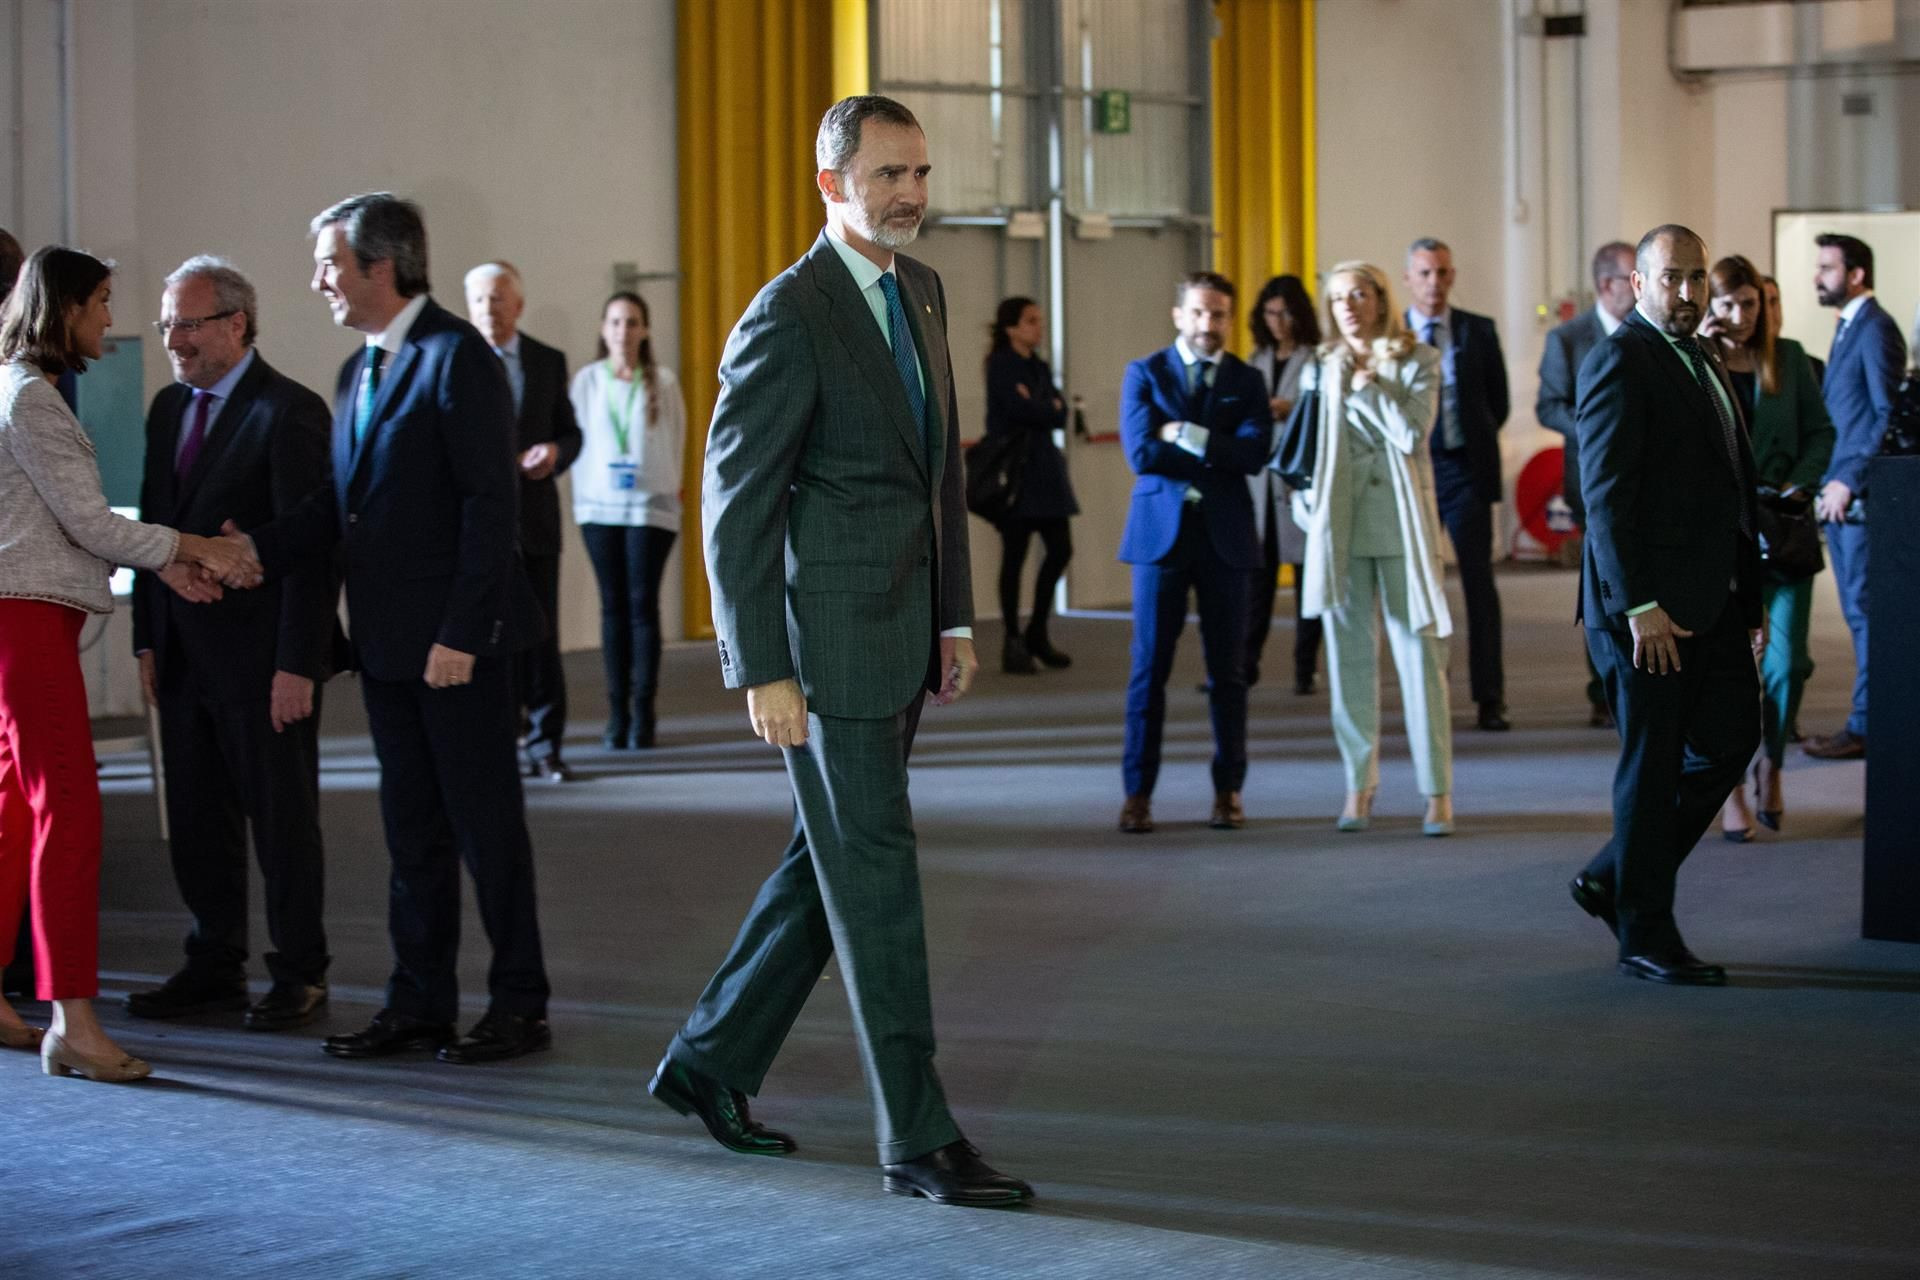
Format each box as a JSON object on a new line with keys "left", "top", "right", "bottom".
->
{"left": 703, "top": 231, "right": 971, "bottom": 720}
{"left": 1537, "top": 306, "right": 1607, "bottom": 524}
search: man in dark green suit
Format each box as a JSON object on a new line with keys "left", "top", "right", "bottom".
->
{"left": 648, "top": 96, "right": 1033, "bottom": 1209}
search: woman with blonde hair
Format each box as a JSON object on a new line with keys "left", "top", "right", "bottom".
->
{"left": 1290, "top": 261, "right": 1455, "bottom": 835}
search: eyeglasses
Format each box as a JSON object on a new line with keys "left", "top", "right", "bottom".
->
{"left": 152, "top": 311, "right": 237, "bottom": 337}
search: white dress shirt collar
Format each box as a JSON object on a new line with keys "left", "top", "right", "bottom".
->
{"left": 1838, "top": 290, "right": 1873, "bottom": 325}
{"left": 1595, "top": 303, "right": 1624, "bottom": 337}
{"left": 1173, "top": 336, "right": 1219, "bottom": 368}
{"left": 368, "top": 292, "right": 431, "bottom": 359}
{"left": 826, "top": 223, "right": 894, "bottom": 291}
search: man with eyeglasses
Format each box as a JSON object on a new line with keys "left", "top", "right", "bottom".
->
{"left": 1538, "top": 241, "right": 1637, "bottom": 728}
{"left": 123, "top": 255, "right": 343, "bottom": 1031}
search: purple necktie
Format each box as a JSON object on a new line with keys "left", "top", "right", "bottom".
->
{"left": 176, "top": 389, "right": 212, "bottom": 480}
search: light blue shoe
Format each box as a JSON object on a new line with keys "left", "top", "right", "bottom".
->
{"left": 1422, "top": 819, "right": 1454, "bottom": 837}
{"left": 1337, "top": 792, "right": 1373, "bottom": 832}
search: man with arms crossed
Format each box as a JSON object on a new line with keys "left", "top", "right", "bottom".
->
{"left": 1569, "top": 225, "right": 1762, "bottom": 985}
{"left": 648, "top": 96, "right": 1031, "bottom": 1208}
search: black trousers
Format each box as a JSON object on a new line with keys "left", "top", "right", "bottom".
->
{"left": 1583, "top": 600, "right": 1760, "bottom": 954}
{"left": 669, "top": 695, "right": 959, "bottom": 1164}
{"left": 1123, "top": 507, "right": 1251, "bottom": 797}
{"left": 360, "top": 659, "right": 549, "bottom": 1023}
{"left": 1244, "top": 515, "right": 1322, "bottom": 688}
{"left": 1434, "top": 451, "right": 1505, "bottom": 709}
{"left": 997, "top": 517, "right": 1072, "bottom": 639}
{"left": 514, "top": 553, "right": 568, "bottom": 763}
{"left": 580, "top": 523, "right": 677, "bottom": 723}
{"left": 156, "top": 661, "right": 329, "bottom": 985}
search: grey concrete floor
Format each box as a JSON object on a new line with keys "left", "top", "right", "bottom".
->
{"left": 7, "top": 565, "right": 1916, "bottom": 1279}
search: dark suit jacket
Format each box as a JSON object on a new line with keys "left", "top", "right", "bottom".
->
{"left": 703, "top": 232, "right": 971, "bottom": 720}
{"left": 131, "top": 352, "right": 341, "bottom": 701}
{"left": 1820, "top": 294, "right": 1904, "bottom": 496}
{"left": 1412, "top": 306, "right": 1509, "bottom": 504}
{"left": 983, "top": 346, "right": 1077, "bottom": 521}
{"left": 252, "top": 298, "right": 543, "bottom": 683}
{"left": 510, "top": 332, "right": 582, "bottom": 557}
{"left": 1116, "top": 347, "right": 1270, "bottom": 570}
{"left": 1536, "top": 307, "right": 1608, "bottom": 524}
{"left": 1743, "top": 337, "right": 1835, "bottom": 493}
{"left": 1577, "top": 309, "right": 1761, "bottom": 634}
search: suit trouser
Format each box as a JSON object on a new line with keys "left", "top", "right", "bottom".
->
{"left": 1433, "top": 452, "right": 1504, "bottom": 708}
{"left": 1323, "top": 555, "right": 1453, "bottom": 796}
{"left": 1584, "top": 599, "right": 1760, "bottom": 955}
{"left": 360, "top": 660, "right": 550, "bottom": 1023}
{"left": 668, "top": 696, "right": 960, "bottom": 1164}
{"left": 514, "top": 552, "right": 569, "bottom": 762}
{"left": 1122, "top": 506, "right": 1251, "bottom": 798}
{"left": 157, "top": 657, "right": 329, "bottom": 986}
{"left": 1825, "top": 520, "right": 1868, "bottom": 738}
{"left": 1759, "top": 577, "right": 1816, "bottom": 766}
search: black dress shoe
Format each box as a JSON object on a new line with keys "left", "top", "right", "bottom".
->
{"left": 1588, "top": 705, "right": 1614, "bottom": 729}
{"left": 630, "top": 701, "right": 658, "bottom": 749}
{"left": 649, "top": 1055, "right": 797, "bottom": 1154}
{"left": 1803, "top": 728, "right": 1865, "bottom": 760}
{"left": 1293, "top": 676, "right": 1316, "bottom": 696}
{"left": 1001, "top": 635, "right": 1038, "bottom": 675}
{"left": 436, "top": 1010, "right": 552, "bottom": 1064}
{"left": 1618, "top": 948, "right": 1727, "bottom": 986}
{"left": 531, "top": 758, "right": 577, "bottom": 783}
{"left": 1476, "top": 702, "right": 1511, "bottom": 732}
{"left": 244, "top": 981, "right": 329, "bottom": 1031}
{"left": 1024, "top": 631, "right": 1071, "bottom": 669}
{"left": 602, "top": 719, "right": 632, "bottom": 750}
{"left": 1568, "top": 873, "right": 1618, "bottom": 933}
{"left": 125, "top": 971, "right": 250, "bottom": 1020}
{"left": 882, "top": 1139, "right": 1034, "bottom": 1207}
{"left": 322, "top": 1009, "right": 456, "bottom": 1059}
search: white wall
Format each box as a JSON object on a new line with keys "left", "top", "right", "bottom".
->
{"left": 9, "top": 0, "right": 681, "bottom": 658}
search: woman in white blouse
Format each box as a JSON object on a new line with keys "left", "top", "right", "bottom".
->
{"left": 1291, "top": 261, "right": 1455, "bottom": 836}
{"left": 570, "top": 292, "right": 686, "bottom": 749}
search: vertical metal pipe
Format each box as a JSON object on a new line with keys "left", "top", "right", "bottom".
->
{"left": 59, "top": 0, "right": 75, "bottom": 243}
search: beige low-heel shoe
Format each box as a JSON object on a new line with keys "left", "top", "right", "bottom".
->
{"left": 1337, "top": 790, "right": 1375, "bottom": 832}
{"left": 41, "top": 1031, "right": 151, "bottom": 1083}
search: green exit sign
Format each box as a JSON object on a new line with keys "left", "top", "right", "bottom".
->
{"left": 1093, "top": 89, "right": 1131, "bottom": 134}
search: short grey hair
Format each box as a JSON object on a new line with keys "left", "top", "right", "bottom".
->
{"left": 165, "top": 254, "right": 258, "bottom": 345}
{"left": 1407, "top": 237, "right": 1451, "bottom": 261}
{"left": 814, "top": 95, "right": 921, "bottom": 179}
{"left": 309, "top": 192, "right": 430, "bottom": 298}
{"left": 463, "top": 259, "right": 523, "bottom": 294}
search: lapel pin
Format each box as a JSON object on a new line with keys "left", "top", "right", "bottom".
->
{"left": 924, "top": 304, "right": 931, "bottom": 314}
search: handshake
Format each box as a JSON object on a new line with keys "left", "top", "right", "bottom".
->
{"left": 164, "top": 519, "right": 265, "bottom": 603}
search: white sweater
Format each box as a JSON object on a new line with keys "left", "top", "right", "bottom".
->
{"left": 0, "top": 360, "right": 177, "bottom": 614}
{"left": 569, "top": 361, "right": 686, "bottom": 531}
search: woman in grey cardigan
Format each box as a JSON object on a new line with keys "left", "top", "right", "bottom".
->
{"left": 1291, "top": 261, "right": 1456, "bottom": 836}
{"left": 0, "top": 247, "right": 256, "bottom": 1082}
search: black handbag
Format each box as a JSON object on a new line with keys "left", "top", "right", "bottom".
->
{"left": 1271, "top": 385, "right": 1320, "bottom": 489}
{"left": 965, "top": 427, "right": 1032, "bottom": 524}
{"left": 1754, "top": 485, "right": 1823, "bottom": 583}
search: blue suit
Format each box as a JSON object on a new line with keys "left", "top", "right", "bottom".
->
{"left": 1820, "top": 295, "right": 1904, "bottom": 739}
{"left": 1117, "top": 346, "right": 1271, "bottom": 798}
{"left": 254, "top": 296, "right": 549, "bottom": 1026}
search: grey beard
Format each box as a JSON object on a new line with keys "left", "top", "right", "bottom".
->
{"left": 852, "top": 206, "right": 922, "bottom": 249}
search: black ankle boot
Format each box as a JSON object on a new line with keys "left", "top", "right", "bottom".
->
{"left": 603, "top": 700, "right": 632, "bottom": 750}
{"left": 1002, "top": 635, "right": 1037, "bottom": 675}
{"left": 630, "top": 698, "right": 657, "bottom": 749}
{"left": 1024, "top": 626, "right": 1071, "bottom": 669}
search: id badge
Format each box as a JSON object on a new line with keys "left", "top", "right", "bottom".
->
{"left": 609, "top": 460, "right": 639, "bottom": 492}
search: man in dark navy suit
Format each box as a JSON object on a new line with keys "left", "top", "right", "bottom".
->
{"left": 1569, "top": 224, "right": 1763, "bottom": 986}
{"left": 248, "top": 193, "right": 552, "bottom": 1063}
{"left": 1804, "top": 232, "right": 1904, "bottom": 761}
{"left": 1117, "top": 271, "right": 1272, "bottom": 834}
{"left": 123, "top": 256, "right": 340, "bottom": 1032}
{"left": 465, "top": 261, "right": 582, "bottom": 782}
{"left": 1405, "top": 238, "right": 1513, "bottom": 731}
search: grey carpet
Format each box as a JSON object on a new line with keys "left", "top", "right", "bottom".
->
{"left": 7, "top": 566, "right": 1915, "bottom": 1279}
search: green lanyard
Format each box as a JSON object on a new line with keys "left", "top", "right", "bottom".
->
{"left": 603, "top": 361, "right": 642, "bottom": 456}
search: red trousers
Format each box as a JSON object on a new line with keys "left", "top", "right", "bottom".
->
{"left": 0, "top": 599, "right": 102, "bottom": 1000}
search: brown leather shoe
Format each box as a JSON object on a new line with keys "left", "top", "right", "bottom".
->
{"left": 1118, "top": 794, "right": 1153, "bottom": 834}
{"left": 1208, "top": 791, "right": 1245, "bottom": 830}
{"left": 1803, "top": 729, "right": 1865, "bottom": 760}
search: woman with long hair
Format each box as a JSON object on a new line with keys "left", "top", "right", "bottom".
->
{"left": 0, "top": 246, "right": 257, "bottom": 1080}
{"left": 1702, "top": 255, "right": 1835, "bottom": 839}
{"left": 1246, "top": 274, "right": 1324, "bottom": 694}
{"left": 570, "top": 292, "right": 686, "bottom": 749}
{"left": 983, "top": 296, "right": 1078, "bottom": 674}
{"left": 1291, "top": 262, "right": 1455, "bottom": 836}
